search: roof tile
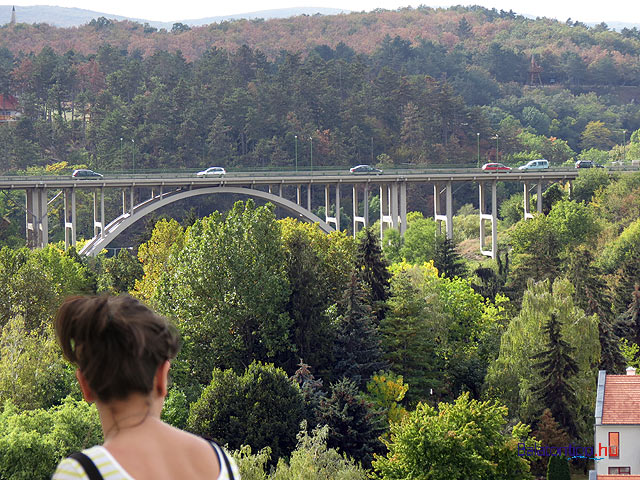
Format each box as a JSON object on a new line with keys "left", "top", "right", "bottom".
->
{"left": 601, "top": 375, "right": 640, "bottom": 424}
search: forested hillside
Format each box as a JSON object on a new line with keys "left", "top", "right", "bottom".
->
{"left": 1, "top": 5, "right": 640, "bottom": 178}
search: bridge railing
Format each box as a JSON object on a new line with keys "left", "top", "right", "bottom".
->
{"left": 0, "top": 165, "right": 612, "bottom": 182}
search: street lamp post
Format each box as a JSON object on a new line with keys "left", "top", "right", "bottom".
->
{"left": 476, "top": 132, "right": 480, "bottom": 167}
{"left": 495, "top": 134, "right": 499, "bottom": 162}
{"left": 294, "top": 135, "right": 298, "bottom": 172}
{"left": 371, "top": 137, "right": 374, "bottom": 163}
{"left": 131, "top": 138, "right": 135, "bottom": 173}
{"left": 309, "top": 136, "right": 313, "bottom": 172}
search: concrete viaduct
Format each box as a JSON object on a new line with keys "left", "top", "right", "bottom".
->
{"left": 0, "top": 168, "right": 578, "bottom": 258}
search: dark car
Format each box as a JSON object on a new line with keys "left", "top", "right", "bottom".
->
{"left": 349, "top": 164, "right": 383, "bottom": 174}
{"left": 72, "top": 169, "right": 103, "bottom": 178}
{"left": 575, "top": 160, "right": 604, "bottom": 169}
{"left": 481, "top": 162, "right": 512, "bottom": 172}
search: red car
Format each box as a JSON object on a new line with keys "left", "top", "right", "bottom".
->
{"left": 482, "top": 163, "right": 512, "bottom": 172}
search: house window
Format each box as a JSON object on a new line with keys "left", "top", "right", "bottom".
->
{"left": 609, "top": 432, "right": 620, "bottom": 458}
{"left": 608, "top": 467, "right": 631, "bottom": 474}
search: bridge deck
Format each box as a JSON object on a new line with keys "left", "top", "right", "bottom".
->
{"left": 0, "top": 168, "right": 580, "bottom": 189}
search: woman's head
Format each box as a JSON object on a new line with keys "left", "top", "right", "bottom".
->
{"left": 55, "top": 295, "right": 180, "bottom": 403}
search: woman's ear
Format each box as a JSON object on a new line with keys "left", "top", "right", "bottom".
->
{"left": 154, "top": 360, "right": 170, "bottom": 398}
{"left": 76, "top": 369, "right": 95, "bottom": 403}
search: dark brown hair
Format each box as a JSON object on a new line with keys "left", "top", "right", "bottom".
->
{"left": 55, "top": 295, "right": 180, "bottom": 402}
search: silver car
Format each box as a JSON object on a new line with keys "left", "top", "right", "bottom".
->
{"left": 196, "top": 167, "right": 226, "bottom": 176}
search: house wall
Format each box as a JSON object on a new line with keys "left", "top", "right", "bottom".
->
{"left": 595, "top": 425, "right": 640, "bottom": 475}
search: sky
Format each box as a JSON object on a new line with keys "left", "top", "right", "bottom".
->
{"left": 3, "top": 0, "right": 639, "bottom": 24}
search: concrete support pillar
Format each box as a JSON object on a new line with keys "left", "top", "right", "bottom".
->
{"left": 390, "top": 182, "right": 399, "bottom": 229}
{"left": 25, "top": 189, "right": 35, "bottom": 248}
{"left": 433, "top": 183, "right": 442, "bottom": 235}
{"left": 64, "top": 189, "right": 76, "bottom": 249}
{"left": 567, "top": 180, "right": 573, "bottom": 200}
{"left": 93, "top": 188, "right": 105, "bottom": 238}
{"left": 279, "top": 183, "right": 283, "bottom": 198}
{"left": 335, "top": 183, "right": 340, "bottom": 231}
{"left": 380, "top": 184, "right": 393, "bottom": 237}
{"left": 296, "top": 185, "right": 301, "bottom": 205}
{"left": 39, "top": 189, "right": 48, "bottom": 247}
{"left": 399, "top": 181, "right": 407, "bottom": 236}
{"left": 122, "top": 189, "right": 127, "bottom": 215}
{"left": 353, "top": 184, "right": 370, "bottom": 236}
{"left": 25, "top": 188, "right": 48, "bottom": 248}
{"left": 324, "top": 184, "right": 339, "bottom": 230}
{"left": 307, "top": 184, "right": 312, "bottom": 211}
{"left": 130, "top": 187, "right": 134, "bottom": 215}
{"left": 537, "top": 182, "right": 543, "bottom": 213}
{"left": 479, "top": 180, "right": 498, "bottom": 258}
{"left": 268, "top": 185, "right": 272, "bottom": 195}
{"left": 445, "top": 180, "right": 453, "bottom": 239}
{"left": 434, "top": 182, "right": 453, "bottom": 239}
{"left": 523, "top": 182, "right": 533, "bottom": 220}
{"left": 364, "top": 184, "right": 370, "bottom": 228}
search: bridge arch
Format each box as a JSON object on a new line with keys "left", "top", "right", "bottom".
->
{"left": 80, "top": 186, "right": 334, "bottom": 256}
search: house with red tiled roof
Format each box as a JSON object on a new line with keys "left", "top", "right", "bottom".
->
{"left": 0, "top": 93, "right": 21, "bottom": 122}
{"left": 591, "top": 367, "right": 640, "bottom": 479}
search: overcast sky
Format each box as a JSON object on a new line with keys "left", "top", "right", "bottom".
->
{"left": 3, "top": 1, "right": 638, "bottom": 23}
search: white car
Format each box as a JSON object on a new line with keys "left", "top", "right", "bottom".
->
{"left": 196, "top": 167, "right": 226, "bottom": 176}
{"left": 518, "top": 159, "right": 549, "bottom": 171}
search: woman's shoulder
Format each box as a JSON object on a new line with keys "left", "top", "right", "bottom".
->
{"left": 205, "top": 440, "right": 241, "bottom": 480}
{"left": 52, "top": 446, "right": 134, "bottom": 480}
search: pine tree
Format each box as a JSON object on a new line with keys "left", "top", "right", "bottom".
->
{"left": 531, "top": 314, "right": 580, "bottom": 438}
{"left": 472, "top": 250, "right": 509, "bottom": 300}
{"left": 610, "top": 248, "right": 640, "bottom": 316}
{"left": 457, "top": 16, "right": 472, "bottom": 38}
{"left": 617, "top": 285, "right": 640, "bottom": 346}
{"left": 291, "top": 360, "right": 326, "bottom": 428}
{"left": 547, "top": 455, "right": 570, "bottom": 480}
{"left": 333, "top": 274, "right": 387, "bottom": 388}
{"left": 355, "top": 227, "right": 391, "bottom": 322}
{"left": 433, "top": 235, "right": 467, "bottom": 279}
{"left": 566, "top": 248, "right": 626, "bottom": 373}
{"left": 317, "top": 378, "right": 385, "bottom": 468}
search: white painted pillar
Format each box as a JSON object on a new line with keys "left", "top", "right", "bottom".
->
{"left": 399, "top": 182, "right": 407, "bottom": 236}
{"left": 390, "top": 182, "right": 399, "bottom": 229}
{"left": 537, "top": 182, "right": 543, "bottom": 213}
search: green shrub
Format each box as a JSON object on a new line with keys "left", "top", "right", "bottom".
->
{"left": 0, "top": 397, "right": 102, "bottom": 480}
{"left": 187, "top": 361, "right": 305, "bottom": 462}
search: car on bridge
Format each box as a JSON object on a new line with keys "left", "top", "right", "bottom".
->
{"left": 518, "top": 159, "right": 549, "bottom": 171}
{"left": 72, "top": 169, "right": 103, "bottom": 179}
{"left": 349, "top": 164, "right": 383, "bottom": 174}
{"left": 481, "top": 162, "right": 512, "bottom": 172}
{"left": 575, "top": 160, "right": 604, "bottom": 169}
{"left": 196, "top": 166, "right": 226, "bottom": 176}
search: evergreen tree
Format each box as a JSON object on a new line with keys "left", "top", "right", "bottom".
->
{"left": 617, "top": 285, "right": 640, "bottom": 347}
{"left": 472, "top": 250, "right": 509, "bottom": 301}
{"left": 457, "top": 16, "right": 472, "bottom": 38}
{"left": 531, "top": 314, "right": 580, "bottom": 438}
{"left": 317, "top": 378, "right": 385, "bottom": 468}
{"left": 565, "top": 248, "right": 625, "bottom": 373}
{"left": 547, "top": 455, "right": 570, "bottom": 480}
{"left": 291, "top": 360, "right": 326, "bottom": 428}
{"left": 609, "top": 248, "right": 640, "bottom": 316}
{"left": 333, "top": 274, "right": 387, "bottom": 388}
{"left": 355, "top": 227, "right": 391, "bottom": 322}
{"left": 433, "top": 235, "right": 467, "bottom": 279}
